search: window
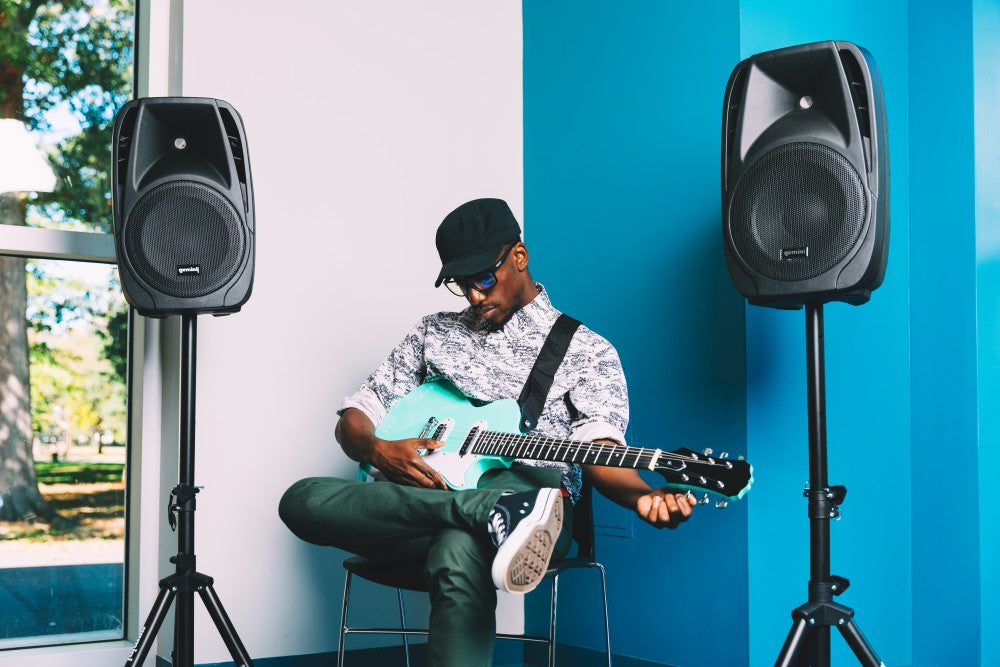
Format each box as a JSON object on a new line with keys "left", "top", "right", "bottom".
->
{"left": 0, "top": 0, "right": 135, "bottom": 652}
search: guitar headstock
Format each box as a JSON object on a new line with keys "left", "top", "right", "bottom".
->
{"left": 654, "top": 447, "right": 753, "bottom": 503}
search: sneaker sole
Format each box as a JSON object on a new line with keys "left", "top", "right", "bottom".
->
{"left": 491, "top": 488, "right": 563, "bottom": 594}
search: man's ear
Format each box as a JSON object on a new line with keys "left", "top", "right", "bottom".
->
{"left": 513, "top": 242, "right": 529, "bottom": 271}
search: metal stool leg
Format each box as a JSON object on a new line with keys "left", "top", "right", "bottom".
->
{"left": 337, "top": 572, "right": 353, "bottom": 667}
{"left": 548, "top": 575, "right": 560, "bottom": 667}
{"left": 595, "top": 563, "right": 611, "bottom": 667}
{"left": 396, "top": 588, "right": 411, "bottom": 667}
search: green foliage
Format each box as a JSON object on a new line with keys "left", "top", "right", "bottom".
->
{"left": 99, "top": 305, "right": 128, "bottom": 385}
{"left": 2, "top": 0, "right": 134, "bottom": 231}
{"left": 26, "top": 260, "right": 128, "bottom": 444}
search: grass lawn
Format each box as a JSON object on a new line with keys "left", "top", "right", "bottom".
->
{"left": 0, "top": 461, "right": 125, "bottom": 542}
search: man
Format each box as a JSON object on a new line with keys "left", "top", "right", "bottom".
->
{"left": 279, "top": 197, "right": 695, "bottom": 666}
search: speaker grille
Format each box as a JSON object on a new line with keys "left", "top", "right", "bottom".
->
{"left": 729, "top": 142, "right": 867, "bottom": 283}
{"left": 123, "top": 181, "right": 246, "bottom": 298}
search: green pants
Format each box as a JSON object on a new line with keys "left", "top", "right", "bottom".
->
{"left": 277, "top": 467, "right": 573, "bottom": 667}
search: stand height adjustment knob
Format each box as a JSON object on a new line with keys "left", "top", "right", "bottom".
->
{"left": 830, "top": 575, "right": 851, "bottom": 596}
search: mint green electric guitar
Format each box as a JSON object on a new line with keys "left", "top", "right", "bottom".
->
{"left": 360, "top": 380, "right": 753, "bottom": 503}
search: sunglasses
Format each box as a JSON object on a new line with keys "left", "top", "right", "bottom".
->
{"left": 443, "top": 244, "right": 515, "bottom": 297}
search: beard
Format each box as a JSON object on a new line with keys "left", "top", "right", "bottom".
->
{"left": 471, "top": 290, "right": 525, "bottom": 332}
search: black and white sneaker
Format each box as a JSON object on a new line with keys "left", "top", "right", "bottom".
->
{"left": 487, "top": 488, "right": 563, "bottom": 594}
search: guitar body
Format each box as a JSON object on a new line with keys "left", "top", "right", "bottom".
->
{"left": 368, "top": 381, "right": 520, "bottom": 490}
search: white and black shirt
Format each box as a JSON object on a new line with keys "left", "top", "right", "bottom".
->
{"left": 339, "top": 285, "right": 629, "bottom": 504}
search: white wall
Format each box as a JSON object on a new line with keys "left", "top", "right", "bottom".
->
{"left": 176, "top": 1, "right": 523, "bottom": 662}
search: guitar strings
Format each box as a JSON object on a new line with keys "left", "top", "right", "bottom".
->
{"left": 418, "top": 425, "right": 734, "bottom": 468}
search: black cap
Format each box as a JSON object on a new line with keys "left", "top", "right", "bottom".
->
{"left": 434, "top": 198, "right": 521, "bottom": 286}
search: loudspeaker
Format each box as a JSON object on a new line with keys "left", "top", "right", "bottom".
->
{"left": 112, "top": 97, "right": 254, "bottom": 317}
{"left": 722, "top": 41, "right": 888, "bottom": 308}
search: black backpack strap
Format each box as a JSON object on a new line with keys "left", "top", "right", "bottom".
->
{"left": 517, "top": 314, "right": 581, "bottom": 433}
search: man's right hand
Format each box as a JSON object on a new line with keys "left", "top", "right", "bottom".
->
{"left": 337, "top": 407, "right": 447, "bottom": 489}
{"left": 370, "top": 437, "right": 447, "bottom": 489}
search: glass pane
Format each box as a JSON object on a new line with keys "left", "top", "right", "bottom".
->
{"left": 0, "top": 0, "right": 135, "bottom": 233}
{"left": 0, "top": 257, "right": 128, "bottom": 649}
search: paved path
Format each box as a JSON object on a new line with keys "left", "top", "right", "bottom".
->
{"left": 0, "top": 539, "right": 124, "bottom": 567}
{"left": 0, "top": 561, "right": 124, "bottom": 640}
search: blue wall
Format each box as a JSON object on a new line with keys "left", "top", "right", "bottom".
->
{"left": 525, "top": 1, "right": 997, "bottom": 666}
{"left": 524, "top": 2, "right": 747, "bottom": 666}
{"left": 974, "top": 3, "right": 1000, "bottom": 663}
{"left": 908, "top": 3, "right": 980, "bottom": 665}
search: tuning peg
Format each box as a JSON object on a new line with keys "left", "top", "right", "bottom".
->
{"left": 702, "top": 448, "right": 713, "bottom": 456}
{"left": 715, "top": 500, "right": 728, "bottom": 509}
{"left": 738, "top": 455, "right": 745, "bottom": 461}
{"left": 698, "top": 493, "right": 710, "bottom": 505}
{"left": 720, "top": 451, "right": 729, "bottom": 459}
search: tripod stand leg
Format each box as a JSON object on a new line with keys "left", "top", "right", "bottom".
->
{"left": 838, "top": 618, "right": 885, "bottom": 667}
{"left": 125, "top": 586, "right": 177, "bottom": 666}
{"left": 812, "top": 626, "right": 831, "bottom": 667}
{"left": 199, "top": 583, "right": 255, "bottom": 666}
{"left": 174, "top": 589, "right": 196, "bottom": 667}
{"left": 775, "top": 617, "right": 809, "bottom": 667}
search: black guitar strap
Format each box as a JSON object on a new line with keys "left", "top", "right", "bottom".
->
{"left": 517, "top": 314, "right": 581, "bottom": 433}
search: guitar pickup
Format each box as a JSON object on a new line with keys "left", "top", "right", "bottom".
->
{"left": 417, "top": 417, "right": 453, "bottom": 456}
{"left": 430, "top": 419, "right": 454, "bottom": 444}
{"left": 459, "top": 419, "right": 489, "bottom": 455}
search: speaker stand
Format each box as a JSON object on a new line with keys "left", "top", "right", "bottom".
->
{"left": 125, "top": 314, "right": 254, "bottom": 667}
{"left": 773, "top": 303, "right": 884, "bottom": 667}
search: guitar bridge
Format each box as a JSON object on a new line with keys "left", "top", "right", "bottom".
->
{"left": 418, "top": 417, "right": 439, "bottom": 439}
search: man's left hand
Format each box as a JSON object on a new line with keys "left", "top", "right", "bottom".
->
{"left": 635, "top": 488, "right": 696, "bottom": 529}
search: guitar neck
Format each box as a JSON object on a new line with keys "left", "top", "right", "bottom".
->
{"left": 471, "top": 430, "right": 658, "bottom": 470}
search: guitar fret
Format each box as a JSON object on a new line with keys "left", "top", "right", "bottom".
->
{"left": 630, "top": 447, "right": 644, "bottom": 468}
{"left": 555, "top": 441, "right": 571, "bottom": 462}
{"left": 504, "top": 432, "right": 518, "bottom": 457}
{"left": 475, "top": 432, "right": 491, "bottom": 455}
{"left": 542, "top": 437, "right": 554, "bottom": 460}
{"left": 511, "top": 434, "right": 529, "bottom": 460}
{"left": 519, "top": 434, "right": 532, "bottom": 458}
{"left": 605, "top": 444, "right": 619, "bottom": 465}
{"left": 491, "top": 433, "right": 506, "bottom": 456}
{"left": 516, "top": 434, "right": 528, "bottom": 458}
{"left": 517, "top": 434, "right": 532, "bottom": 458}
{"left": 524, "top": 435, "right": 538, "bottom": 459}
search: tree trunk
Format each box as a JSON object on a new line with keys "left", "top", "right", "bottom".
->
{"left": 0, "top": 194, "right": 62, "bottom": 525}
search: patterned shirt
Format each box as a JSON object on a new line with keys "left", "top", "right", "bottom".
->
{"left": 339, "top": 285, "right": 629, "bottom": 504}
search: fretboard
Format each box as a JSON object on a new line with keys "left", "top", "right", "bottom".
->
{"left": 469, "top": 430, "right": 660, "bottom": 469}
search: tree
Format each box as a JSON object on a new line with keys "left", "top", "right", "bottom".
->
{"left": 0, "top": 0, "right": 132, "bottom": 524}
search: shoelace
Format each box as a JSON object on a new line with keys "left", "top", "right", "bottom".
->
{"left": 488, "top": 510, "right": 508, "bottom": 546}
